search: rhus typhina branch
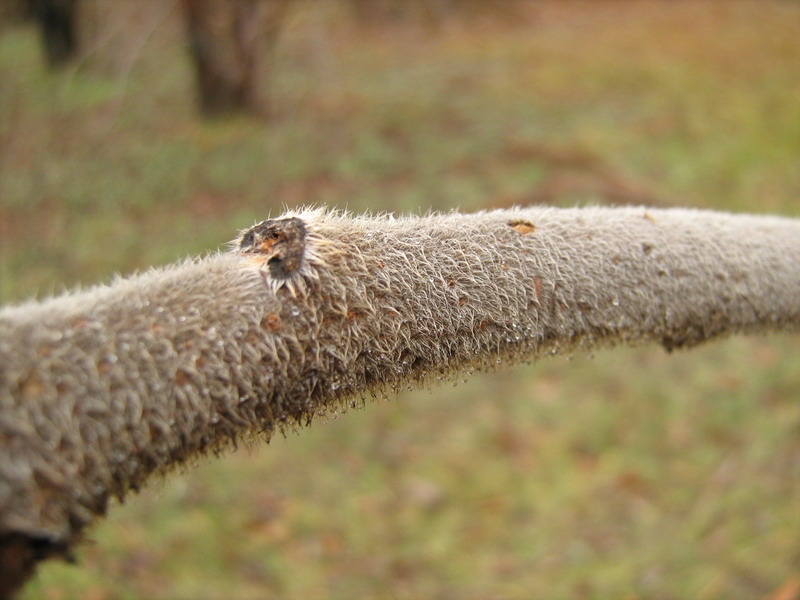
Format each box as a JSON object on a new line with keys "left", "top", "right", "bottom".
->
{"left": 1, "top": 206, "right": 799, "bottom": 596}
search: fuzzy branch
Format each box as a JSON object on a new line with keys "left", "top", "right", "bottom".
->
{"left": 1, "top": 206, "right": 799, "bottom": 595}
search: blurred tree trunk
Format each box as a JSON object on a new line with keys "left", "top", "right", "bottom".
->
{"left": 29, "top": 0, "right": 79, "bottom": 66}
{"left": 181, "top": 0, "right": 290, "bottom": 119}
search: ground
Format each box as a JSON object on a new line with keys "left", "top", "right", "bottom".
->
{"left": 1, "top": 1, "right": 799, "bottom": 598}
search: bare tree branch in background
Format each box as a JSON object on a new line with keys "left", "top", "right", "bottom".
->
{"left": 1, "top": 206, "right": 799, "bottom": 597}
{"left": 180, "top": 0, "right": 290, "bottom": 118}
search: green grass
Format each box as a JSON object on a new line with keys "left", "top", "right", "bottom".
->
{"left": 2, "top": 1, "right": 800, "bottom": 598}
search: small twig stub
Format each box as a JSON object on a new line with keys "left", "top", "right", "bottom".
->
{"left": 238, "top": 217, "right": 307, "bottom": 280}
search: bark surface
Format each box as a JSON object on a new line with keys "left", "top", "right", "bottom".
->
{"left": 1, "top": 206, "right": 799, "bottom": 596}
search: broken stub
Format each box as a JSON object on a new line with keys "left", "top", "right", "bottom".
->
{"left": 238, "top": 217, "right": 308, "bottom": 281}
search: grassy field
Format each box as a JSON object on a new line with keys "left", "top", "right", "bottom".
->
{"left": 1, "top": 1, "right": 799, "bottom": 598}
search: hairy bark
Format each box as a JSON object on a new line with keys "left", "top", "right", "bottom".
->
{"left": 1, "top": 206, "right": 799, "bottom": 596}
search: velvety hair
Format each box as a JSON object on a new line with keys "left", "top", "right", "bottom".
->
{"left": 1, "top": 206, "right": 799, "bottom": 592}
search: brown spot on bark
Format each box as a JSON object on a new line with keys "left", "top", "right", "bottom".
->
{"left": 19, "top": 371, "right": 44, "bottom": 399}
{"left": 533, "top": 277, "right": 543, "bottom": 300}
{"left": 509, "top": 220, "right": 535, "bottom": 235}
{"left": 642, "top": 243, "right": 653, "bottom": 255}
{"left": 174, "top": 369, "right": 190, "bottom": 386}
{"left": 347, "top": 309, "right": 364, "bottom": 322}
{"left": 261, "top": 313, "right": 281, "bottom": 332}
{"left": 71, "top": 317, "right": 89, "bottom": 329}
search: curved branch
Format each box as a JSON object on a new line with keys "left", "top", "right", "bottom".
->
{"left": 1, "top": 206, "right": 799, "bottom": 595}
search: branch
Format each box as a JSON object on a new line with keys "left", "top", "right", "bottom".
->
{"left": 1, "top": 206, "right": 799, "bottom": 595}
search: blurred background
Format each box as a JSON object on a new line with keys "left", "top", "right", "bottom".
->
{"left": 1, "top": 1, "right": 799, "bottom": 598}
